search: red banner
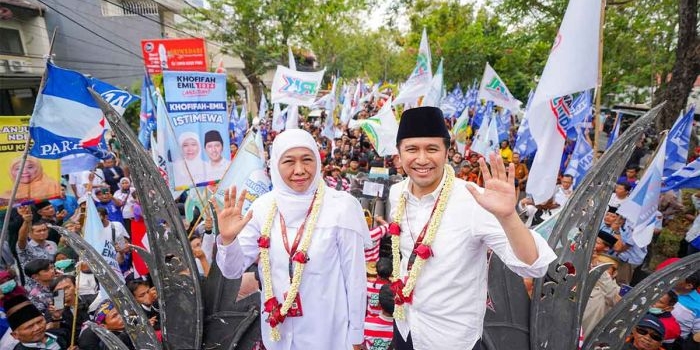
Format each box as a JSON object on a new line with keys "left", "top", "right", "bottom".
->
{"left": 141, "top": 38, "right": 208, "bottom": 74}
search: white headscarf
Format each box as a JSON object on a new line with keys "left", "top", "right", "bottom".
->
{"left": 269, "top": 129, "right": 323, "bottom": 227}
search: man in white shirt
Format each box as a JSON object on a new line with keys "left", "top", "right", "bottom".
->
{"left": 390, "top": 107, "right": 557, "bottom": 350}
{"left": 553, "top": 174, "right": 574, "bottom": 207}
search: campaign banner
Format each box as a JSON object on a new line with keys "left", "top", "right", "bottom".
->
{"left": 141, "top": 38, "right": 208, "bottom": 74}
{"left": 0, "top": 116, "right": 62, "bottom": 208}
{"left": 270, "top": 65, "right": 325, "bottom": 106}
{"left": 163, "top": 71, "right": 230, "bottom": 190}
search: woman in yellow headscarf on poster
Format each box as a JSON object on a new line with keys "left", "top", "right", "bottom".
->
{"left": 0, "top": 156, "right": 61, "bottom": 206}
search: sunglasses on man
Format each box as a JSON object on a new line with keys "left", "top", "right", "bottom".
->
{"left": 635, "top": 327, "right": 663, "bottom": 341}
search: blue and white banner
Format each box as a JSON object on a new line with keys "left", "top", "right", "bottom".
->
{"left": 606, "top": 113, "right": 621, "bottom": 149}
{"left": 270, "top": 65, "right": 325, "bottom": 106}
{"left": 664, "top": 105, "right": 695, "bottom": 177}
{"left": 163, "top": 71, "right": 230, "bottom": 189}
{"left": 618, "top": 137, "right": 666, "bottom": 247}
{"left": 138, "top": 74, "right": 157, "bottom": 149}
{"left": 89, "top": 77, "right": 139, "bottom": 117}
{"left": 83, "top": 198, "right": 123, "bottom": 277}
{"left": 663, "top": 157, "right": 700, "bottom": 192}
{"left": 214, "top": 131, "right": 270, "bottom": 213}
{"left": 564, "top": 130, "right": 593, "bottom": 187}
{"left": 30, "top": 63, "right": 110, "bottom": 160}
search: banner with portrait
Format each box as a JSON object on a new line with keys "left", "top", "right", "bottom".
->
{"left": 0, "top": 116, "right": 62, "bottom": 208}
{"left": 162, "top": 72, "right": 230, "bottom": 190}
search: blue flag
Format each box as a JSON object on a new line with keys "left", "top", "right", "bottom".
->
{"left": 233, "top": 104, "right": 248, "bottom": 146}
{"left": 228, "top": 99, "right": 239, "bottom": 140}
{"left": 88, "top": 77, "right": 139, "bottom": 117}
{"left": 618, "top": 137, "right": 666, "bottom": 247}
{"left": 564, "top": 130, "right": 593, "bottom": 188}
{"left": 664, "top": 105, "right": 695, "bottom": 177}
{"left": 662, "top": 157, "right": 700, "bottom": 192}
{"left": 30, "top": 63, "right": 110, "bottom": 160}
{"left": 497, "top": 109, "right": 511, "bottom": 142}
{"left": 514, "top": 90, "right": 537, "bottom": 159}
{"left": 606, "top": 113, "right": 621, "bottom": 149}
{"left": 566, "top": 90, "right": 593, "bottom": 139}
{"left": 138, "top": 74, "right": 156, "bottom": 149}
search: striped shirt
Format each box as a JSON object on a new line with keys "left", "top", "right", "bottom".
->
{"left": 366, "top": 278, "right": 390, "bottom": 317}
{"left": 364, "top": 314, "right": 393, "bottom": 350}
{"left": 324, "top": 176, "right": 350, "bottom": 192}
{"left": 365, "top": 224, "right": 388, "bottom": 263}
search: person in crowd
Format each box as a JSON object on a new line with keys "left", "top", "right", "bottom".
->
{"left": 112, "top": 178, "right": 136, "bottom": 234}
{"left": 622, "top": 314, "right": 665, "bottom": 350}
{"left": 388, "top": 107, "right": 555, "bottom": 350}
{"left": 215, "top": 129, "right": 369, "bottom": 349}
{"left": 203, "top": 130, "right": 231, "bottom": 179}
{"left": 518, "top": 197, "right": 560, "bottom": 228}
{"left": 127, "top": 280, "right": 160, "bottom": 332}
{"left": 93, "top": 188, "right": 123, "bottom": 226}
{"left": 500, "top": 140, "right": 513, "bottom": 164}
{"left": 102, "top": 153, "right": 125, "bottom": 194}
{"left": 449, "top": 152, "right": 465, "bottom": 173}
{"left": 553, "top": 174, "right": 574, "bottom": 207}
{"left": 594, "top": 230, "right": 619, "bottom": 256}
{"left": 0, "top": 156, "right": 61, "bottom": 206}
{"left": 619, "top": 166, "right": 640, "bottom": 188}
{"left": 649, "top": 290, "right": 681, "bottom": 346}
{"left": 34, "top": 201, "right": 65, "bottom": 245}
{"left": 324, "top": 165, "right": 350, "bottom": 192}
{"left": 582, "top": 254, "right": 621, "bottom": 337}
{"left": 50, "top": 184, "right": 78, "bottom": 220}
{"left": 190, "top": 233, "right": 213, "bottom": 278}
{"left": 77, "top": 300, "right": 134, "bottom": 350}
{"left": 5, "top": 294, "right": 73, "bottom": 350}
{"left": 364, "top": 284, "right": 394, "bottom": 350}
{"left": 367, "top": 257, "right": 392, "bottom": 318}
{"left": 685, "top": 192, "right": 700, "bottom": 255}
{"left": 23, "top": 259, "right": 57, "bottom": 317}
{"left": 47, "top": 275, "right": 89, "bottom": 345}
{"left": 16, "top": 207, "right": 57, "bottom": 268}
{"left": 659, "top": 191, "right": 685, "bottom": 223}
{"left": 669, "top": 270, "right": 700, "bottom": 347}
{"left": 512, "top": 152, "right": 528, "bottom": 197}
{"left": 609, "top": 181, "right": 632, "bottom": 208}
{"left": 69, "top": 167, "right": 107, "bottom": 201}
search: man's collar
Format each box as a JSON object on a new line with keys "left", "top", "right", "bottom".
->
{"left": 402, "top": 167, "right": 448, "bottom": 201}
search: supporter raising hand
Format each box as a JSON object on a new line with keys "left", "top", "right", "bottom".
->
{"left": 211, "top": 186, "right": 253, "bottom": 245}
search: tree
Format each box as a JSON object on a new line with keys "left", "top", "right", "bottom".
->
{"left": 653, "top": 0, "right": 699, "bottom": 129}
{"left": 181, "top": 0, "right": 369, "bottom": 108}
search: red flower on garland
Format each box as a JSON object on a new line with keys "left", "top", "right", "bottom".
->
{"left": 258, "top": 236, "right": 271, "bottom": 249}
{"left": 390, "top": 280, "right": 413, "bottom": 304}
{"left": 267, "top": 307, "right": 286, "bottom": 327}
{"left": 292, "top": 251, "right": 310, "bottom": 264}
{"left": 388, "top": 222, "right": 401, "bottom": 236}
{"left": 264, "top": 297, "right": 280, "bottom": 313}
{"left": 414, "top": 244, "right": 433, "bottom": 260}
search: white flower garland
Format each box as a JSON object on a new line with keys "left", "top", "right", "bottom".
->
{"left": 259, "top": 182, "right": 325, "bottom": 341}
{"left": 391, "top": 166, "right": 455, "bottom": 320}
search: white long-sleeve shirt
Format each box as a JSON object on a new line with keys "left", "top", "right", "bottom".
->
{"left": 390, "top": 176, "right": 557, "bottom": 350}
{"left": 216, "top": 189, "right": 368, "bottom": 350}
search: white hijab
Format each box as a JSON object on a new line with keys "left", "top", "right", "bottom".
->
{"left": 269, "top": 129, "right": 323, "bottom": 227}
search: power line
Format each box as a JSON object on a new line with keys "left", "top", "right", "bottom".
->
{"left": 34, "top": 0, "right": 143, "bottom": 60}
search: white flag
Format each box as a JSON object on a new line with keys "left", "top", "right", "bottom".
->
{"left": 271, "top": 65, "right": 325, "bottom": 106}
{"left": 617, "top": 138, "right": 666, "bottom": 247}
{"left": 423, "top": 58, "right": 444, "bottom": 107}
{"left": 258, "top": 93, "right": 268, "bottom": 121}
{"left": 478, "top": 62, "right": 520, "bottom": 112}
{"left": 339, "top": 84, "right": 354, "bottom": 125}
{"left": 288, "top": 46, "right": 296, "bottom": 71}
{"left": 272, "top": 103, "right": 286, "bottom": 132}
{"left": 357, "top": 98, "right": 399, "bottom": 156}
{"left": 393, "top": 28, "right": 432, "bottom": 106}
{"left": 285, "top": 105, "right": 299, "bottom": 129}
{"left": 526, "top": 0, "right": 602, "bottom": 204}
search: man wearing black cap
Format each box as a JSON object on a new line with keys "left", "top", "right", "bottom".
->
{"left": 622, "top": 313, "right": 665, "bottom": 350}
{"left": 388, "top": 106, "right": 556, "bottom": 350}
{"left": 5, "top": 295, "right": 72, "bottom": 349}
{"left": 204, "top": 130, "right": 230, "bottom": 179}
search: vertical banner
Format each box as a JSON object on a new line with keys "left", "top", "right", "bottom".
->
{"left": 0, "top": 116, "right": 62, "bottom": 208}
{"left": 162, "top": 72, "right": 230, "bottom": 190}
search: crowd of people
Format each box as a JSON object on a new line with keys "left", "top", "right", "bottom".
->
{"left": 0, "top": 92, "right": 698, "bottom": 350}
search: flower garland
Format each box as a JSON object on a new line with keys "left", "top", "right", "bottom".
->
{"left": 258, "top": 182, "right": 325, "bottom": 341}
{"left": 389, "top": 166, "right": 455, "bottom": 320}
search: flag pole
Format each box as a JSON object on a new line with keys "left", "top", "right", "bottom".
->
{"left": 593, "top": 0, "right": 606, "bottom": 161}
{"left": 0, "top": 28, "right": 58, "bottom": 252}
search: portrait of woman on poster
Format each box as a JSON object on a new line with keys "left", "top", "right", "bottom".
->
{"left": 0, "top": 156, "right": 61, "bottom": 206}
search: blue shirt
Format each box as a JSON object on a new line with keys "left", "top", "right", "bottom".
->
{"left": 95, "top": 200, "right": 123, "bottom": 224}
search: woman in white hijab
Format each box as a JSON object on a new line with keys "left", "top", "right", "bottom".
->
{"left": 173, "top": 131, "right": 206, "bottom": 188}
{"left": 215, "top": 129, "right": 369, "bottom": 350}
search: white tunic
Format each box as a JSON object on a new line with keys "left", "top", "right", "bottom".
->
{"left": 217, "top": 187, "right": 369, "bottom": 350}
{"left": 391, "top": 175, "right": 557, "bottom": 350}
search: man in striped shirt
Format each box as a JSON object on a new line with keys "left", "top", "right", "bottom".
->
{"left": 367, "top": 258, "right": 392, "bottom": 317}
